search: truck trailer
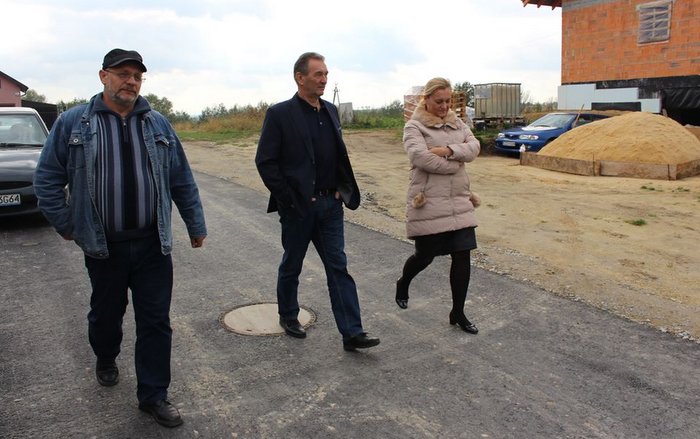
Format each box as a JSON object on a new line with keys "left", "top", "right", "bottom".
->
{"left": 473, "top": 82, "right": 523, "bottom": 128}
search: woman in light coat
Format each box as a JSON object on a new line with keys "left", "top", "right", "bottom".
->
{"left": 396, "top": 77, "right": 481, "bottom": 334}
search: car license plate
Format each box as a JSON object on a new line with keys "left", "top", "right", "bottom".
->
{"left": 0, "top": 194, "right": 21, "bottom": 206}
{"left": 502, "top": 141, "right": 516, "bottom": 147}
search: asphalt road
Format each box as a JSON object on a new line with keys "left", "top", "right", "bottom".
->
{"left": 1, "top": 172, "right": 699, "bottom": 438}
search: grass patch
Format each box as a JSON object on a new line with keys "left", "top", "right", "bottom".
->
{"left": 177, "top": 129, "right": 254, "bottom": 143}
{"left": 625, "top": 218, "right": 647, "bottom": 226}
{"left": 346, "top": 114, "right": 405, "bottom": 129}
{"left": 345, "top": 101, "right": 404, "bottom": 129}
{"left": 170, "top": 100, "right": 501, "bottom": 149}
{"left": 474, "top": 127, "right": 500, "bottom": 155}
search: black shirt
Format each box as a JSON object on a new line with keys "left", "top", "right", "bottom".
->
{"left": 296, "top": 95, "right": 338, "bottom": 192}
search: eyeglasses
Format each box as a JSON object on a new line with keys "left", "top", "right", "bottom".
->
{"left": 104, "top": 69, "right": 146, "bottom": 83}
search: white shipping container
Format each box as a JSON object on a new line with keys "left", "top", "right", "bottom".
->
{"left": 474, "top": 83, "right": 521, "bottom": 120}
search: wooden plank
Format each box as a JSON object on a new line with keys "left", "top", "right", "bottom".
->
{"left": 677, "top": 159, "right": 700, "bottom": 179}
{"left": 520, "top": 152, "right": 595, "bottom": 175}
{"left": 598, "top": 161, "right": 674, "bottom": 180}
{"left": 522, "top": 154, "right": 700, "bottom": 180}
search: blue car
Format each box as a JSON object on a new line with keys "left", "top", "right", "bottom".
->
{"left": 494, "top": 112, "right": 609, "bottom": 155}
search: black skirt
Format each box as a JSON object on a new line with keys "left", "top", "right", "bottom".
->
{"left": 414, "top": 227, "right": 477, "bottom": 257}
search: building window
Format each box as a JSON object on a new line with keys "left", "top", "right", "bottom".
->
{"left": 638, "top": 0, "right": 673, "bottom": 44}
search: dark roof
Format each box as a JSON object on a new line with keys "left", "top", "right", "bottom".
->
{"left": 0, "top": 71, "right": 29, "bottom": 92}
{"left": 521, "top": 0, "right": 562, "bottom": 9}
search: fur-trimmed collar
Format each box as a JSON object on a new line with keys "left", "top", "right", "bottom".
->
{"left": 411, "top": 105, "right": 459, "bottom": 129}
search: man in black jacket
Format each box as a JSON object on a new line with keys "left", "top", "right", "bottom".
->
{"left": 255, "top": 52, "right": 379, "bottom": 352}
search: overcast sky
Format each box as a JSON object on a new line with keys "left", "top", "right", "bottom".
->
{"left": 3, "top": 0, "right": 562, "bottom": 115}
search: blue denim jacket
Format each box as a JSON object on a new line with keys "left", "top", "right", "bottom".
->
{"left": 34, "top": 94, "right": 207, "bottom": 259}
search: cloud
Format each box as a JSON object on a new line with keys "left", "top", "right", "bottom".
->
{"left": 2, "top": 0, "right": 562, "bottom": 115}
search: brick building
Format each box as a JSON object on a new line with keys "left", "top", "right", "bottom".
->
{"left": 523, "top": 0, "right": 700, "bottom": 125}
{"left": 0, "top": 71, "right": 28, "bottom": 107}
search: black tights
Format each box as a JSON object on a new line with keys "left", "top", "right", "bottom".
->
{"left": 397, "top": 250, "right": 471, "bottom": 316}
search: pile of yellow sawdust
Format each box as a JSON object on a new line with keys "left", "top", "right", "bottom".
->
{"left": 686, "top": 124, "right": 700, "bottom": 142}
{"left": 539, "top": 112, "right": 700, "bottom": 164}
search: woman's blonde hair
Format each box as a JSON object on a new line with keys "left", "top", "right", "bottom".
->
{"left": 420, "top": 77, "right": 452, "bottom": 105}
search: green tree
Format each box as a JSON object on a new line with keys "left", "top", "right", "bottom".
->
{"left": 143, "top": 93, "right": 174, "bottom": 118}
{"left": 384, "top": 100, "right": 403, "bottom": 116}
{"left": 200, "top": 103, "right": 230, "bottom": 121}
{"left": 169, "top": 110, "right": 193, "bottom": 124}
{"left": 57, "top": 98, "right": 88, "bottom": 111}
{"left": 23, "top": 89, "right": 46, "bottom": 102}
{"left": 142, "top": 93, "right": 193, "bottom": 122}
{"left": 453, "top": 81, "right": 474, "bottom": 107}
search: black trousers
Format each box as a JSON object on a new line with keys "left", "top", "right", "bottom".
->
{"left": 398, "top": 249, "right": 472, "bottom": 315}
{"left": 84, "top": 234, "right": 173, "bottom": 404}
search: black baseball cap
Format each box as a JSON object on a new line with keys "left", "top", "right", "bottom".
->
{"left": 102, "top": 48, "right": 147, "bottom": 72}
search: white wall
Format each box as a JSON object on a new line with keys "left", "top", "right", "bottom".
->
{"left": 558, "top": 83, "right": 661, "bottom": 112}
{"left": 338, "top": 102, "right": 354, "bottom": 125}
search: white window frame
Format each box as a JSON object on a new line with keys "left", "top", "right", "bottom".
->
{"left": 637, "top": 0, "right": 673, "bottom": 44}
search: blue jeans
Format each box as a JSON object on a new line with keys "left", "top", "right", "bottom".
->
{"left": 84, "top": 233, "right": 173, "bottom": 404}
{"left": 277, "top": 194, "right": 364, "bottom": 340}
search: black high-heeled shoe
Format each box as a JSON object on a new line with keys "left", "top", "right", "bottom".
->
{"left": 395, "top": 279, "right": 408, "bottom": 309}
{"left": 449, "top": 311, "right": 478, "bottom": 334}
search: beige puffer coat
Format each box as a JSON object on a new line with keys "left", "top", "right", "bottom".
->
{"left": 403, "top": 106, "right": 480, "bottom": 239}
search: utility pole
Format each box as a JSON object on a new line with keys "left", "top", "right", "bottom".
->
{"left": 332, "top": 83, "right": 340, "bottom": 106}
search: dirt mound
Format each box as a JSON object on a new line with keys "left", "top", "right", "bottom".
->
{"left": 539, "top": 112, "right": 700, "bottom": 164}
{"left": 686, "top": 124, "right": 700, "bottom": 142}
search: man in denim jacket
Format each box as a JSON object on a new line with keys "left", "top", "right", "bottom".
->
{"left": 33, "top": 49, "right": 206, "bottom": 428}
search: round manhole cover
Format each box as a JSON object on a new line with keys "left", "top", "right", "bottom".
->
{"left": 220, "top": 302, "right": 316, "bottom": 336}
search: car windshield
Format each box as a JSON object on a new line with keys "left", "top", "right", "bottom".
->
{"left": 0, "top": 114, "right": 47, "bottom": 147}
{"left": 528, "top": 113, "right": 575, "bottom": 129}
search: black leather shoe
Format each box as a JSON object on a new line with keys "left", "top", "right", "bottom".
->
{"left": 95, "top": 359, "right": 119, "bottom": 387}
{"left": 449, "top": 311, "right": 478, "bottom": 334}
{"left": 139, "top": 399, "right": 183, "bottom": 428}
{"left": 279, "top": 318, "right": 306, "bottom": 338}
{"left": 343, "top": 333, "right": 381, "bottom": 351}
{"left": 395, "top": 279, "right": 408, "bottom": 309}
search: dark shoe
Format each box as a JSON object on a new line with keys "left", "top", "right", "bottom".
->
{"left": 95, "top": 359, "right": 119, "bottom": 387}
{"left": 139, "top": 399, "right": 183, "bottom": 428}
{"left": 343, "top": 332, "right": 381, "bottom": 351}
{"left": 279, "top": 318, "right": 306, "bottom": 338}
{"left": 449, "top": 311, "right": 478, "bottom": 334}
{"left": 395, "top": 278, "right": 408, "bottom": 309}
